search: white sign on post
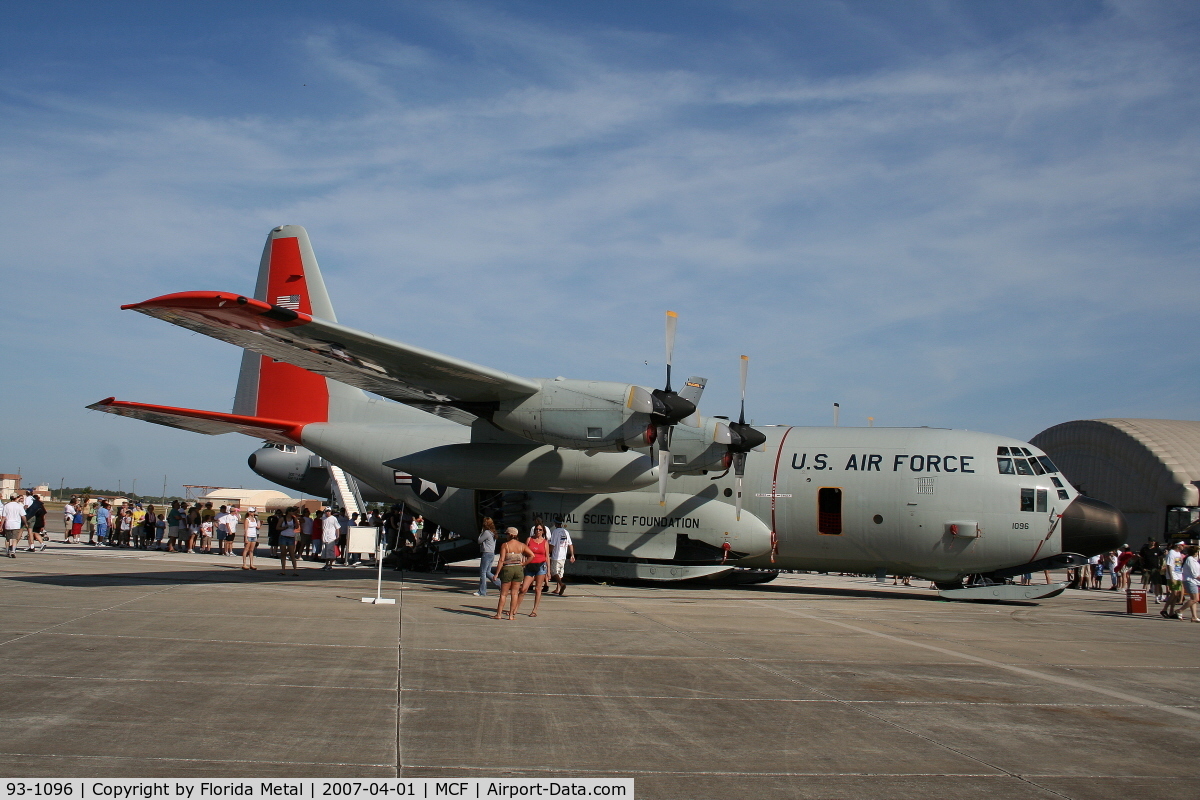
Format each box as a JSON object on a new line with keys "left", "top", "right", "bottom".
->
{"left": 352, "top": 526, "right": 394, "bottom": 605}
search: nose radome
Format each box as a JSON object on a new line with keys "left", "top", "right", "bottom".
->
{"left": 1060, "top": 496, "right": 1126, "bottom": 556}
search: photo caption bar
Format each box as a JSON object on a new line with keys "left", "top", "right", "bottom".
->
{"left": 0, "top": 781, "right": 633, "bottom": 800}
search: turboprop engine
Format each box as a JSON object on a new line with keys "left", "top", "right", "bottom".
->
{"left": 385, "top": 443, "right": 657, "bottom": 493}
{"left": 657, "top": 417, "right": 734, "bottom": 474}
{"left": 489, "top": 377, "right": 693, "bottom": 453}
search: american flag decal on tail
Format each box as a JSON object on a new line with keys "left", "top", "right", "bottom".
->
{"left": 275, "top": 295, "right": 301, "bottom": 310}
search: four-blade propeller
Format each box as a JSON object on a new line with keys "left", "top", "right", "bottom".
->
{"left": 648, "top": 313, "right": 763, "bottom": 517}
{"left": 726, "top": 355, "right": 767, "bottom": 520}
{"left": 651, "top": 311, "right": 697, "bottom": 505}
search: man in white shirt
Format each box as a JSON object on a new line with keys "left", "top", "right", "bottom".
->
{"left": 62, "top": 499, "right": 77, "bottom": 544}
{"left": 214, "top": 506, "right": 235, "bottom": 556}
{"left": 548, "top": 519, "right": 575, "bottom": 597}
{"left": 21, "top": 491, "right": 33, "bottom": 535}
{"left": 320, "top": 509, "right": 340, "bottom": 571}
{"left": 2, "top": 496, "right": 27, "bottom": 558}
{"left": 1162, "top": 541, "right": 1187, "bottom": 619}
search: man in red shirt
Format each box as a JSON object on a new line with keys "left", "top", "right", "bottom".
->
{"left": 1115, "top": 545, "right": 1137, "bottom": 590}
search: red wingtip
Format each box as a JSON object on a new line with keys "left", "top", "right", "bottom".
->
{"left": 121, "top": 291, "right": 281, "bottom": 313}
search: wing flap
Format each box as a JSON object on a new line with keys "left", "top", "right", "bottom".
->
{"left": 87, "top": 398, "right": 306, "bottom": 444}
{"left": 122, "top": 292, "right": 541, "bottom": 410}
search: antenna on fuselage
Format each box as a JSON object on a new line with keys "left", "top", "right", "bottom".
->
{"left": 833, "top": 403, "right": 840, "bottom": 427}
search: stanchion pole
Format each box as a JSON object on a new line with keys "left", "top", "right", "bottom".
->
{"left": 362, "top": 532, "right": 395, "bottom": 604}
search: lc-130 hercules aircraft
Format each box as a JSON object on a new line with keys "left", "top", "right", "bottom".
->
{"left": 90, "top": 226, "right": 1125, "bottom": 600}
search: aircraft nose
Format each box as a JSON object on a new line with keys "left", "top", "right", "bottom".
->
{"left": 1060, "top": 495, "right": 1126, "bottom": 556}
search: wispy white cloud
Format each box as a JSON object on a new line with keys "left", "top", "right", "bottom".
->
{"left": 1, "top": 1, "right": 1197, "bottom": 490}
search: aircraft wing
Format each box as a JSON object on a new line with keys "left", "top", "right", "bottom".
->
{"left": 122, "top": 292, "right": 541, "bottom": 418}
{"left": 87, "top": 398, "right": 305, "bottom": 444}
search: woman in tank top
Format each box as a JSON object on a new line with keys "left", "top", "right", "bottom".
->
{"left": 491, "top": 528, "right": 533, "bottom": 621}
{"left": 515, "top": 523, "right": 550, "bottom": 618}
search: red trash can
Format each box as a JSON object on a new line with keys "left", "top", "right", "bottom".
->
{"left": 1126, "top": 589, "right": 1147, "bottom": 614}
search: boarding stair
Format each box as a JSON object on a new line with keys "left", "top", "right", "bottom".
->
{"left": 328, "top": 464, "right": 365, "bottom": 517}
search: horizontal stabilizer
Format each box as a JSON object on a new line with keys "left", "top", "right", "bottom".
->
{"left": 123, "top": 292, "right": 540, "bottom": 425}
{"left": 87, "top": 398, "right": 306, "bottom": 444}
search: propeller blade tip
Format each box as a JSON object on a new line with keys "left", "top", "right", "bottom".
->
{"left": 666, "top": 310, "right": 678, "bottom": 319}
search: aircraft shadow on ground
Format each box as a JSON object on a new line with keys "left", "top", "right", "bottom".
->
{"left": 1, "top": 564, "right": 459, "bottom": 589}
{"left": 1, "top": 564, "right": 1041, "bottom": 605}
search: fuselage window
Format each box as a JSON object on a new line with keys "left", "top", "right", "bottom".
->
{"left": 1014, "top": 459, "right": 1034, "bottom": 476}
{"left": 1020, "top": 488, "right": 1035, "bottom": 512}
{"left": 997, "top": 458, "right": 1015, "bottom": 474}
{"left": 1036, "top": 488, "right": 1048, "bottom": 513}
{"left": 1057, "top": 489, "right": 1070, "bottom": 500}
{"left": 1037, "top": 456, "right": 1059, "bottom": 474}
{"left": 818, "top": 487, "right": 843, "bottom": 535}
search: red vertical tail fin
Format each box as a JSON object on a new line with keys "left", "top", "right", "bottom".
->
{"left": 233, "top": 226, "right": 364, "bottom": 423}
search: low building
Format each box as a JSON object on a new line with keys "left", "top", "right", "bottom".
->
{"left": 198, "top": 488, "right": 300, "bottom": 513}
{"left": 0, "top": 474, "right": 20, "bottom": 498}
{"left": 1031, "top": 418, "right": 1200, "bottom": 546}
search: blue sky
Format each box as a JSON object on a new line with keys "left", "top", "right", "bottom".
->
{"left": 2, "top": 1, "right": 1198, "bottom": 496}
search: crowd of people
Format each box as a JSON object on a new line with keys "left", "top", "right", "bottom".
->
{"left": 1067, "top": 540, "right": 1200, "bottom": 621}
{"left": 0, "top": 493, "right": 459, "bottom": 575}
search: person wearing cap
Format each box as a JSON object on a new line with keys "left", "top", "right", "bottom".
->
{"left": 1115, "top": 545, "right": 1136, "bottom": 590}
{"left": 241, "top": 508, "right": 260, "bottom": 570}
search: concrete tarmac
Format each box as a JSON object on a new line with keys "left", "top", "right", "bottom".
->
{"left": 1, "top": 541, "right": 1197, "bottom": 799}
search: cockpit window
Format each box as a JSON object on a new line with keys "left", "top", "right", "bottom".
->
{"left": 997, "top": 458, "right": 1015, "bottom": 474}
{"left": 997, "top": 446, "right": 1010, "bottom": 455}
{"left": 1029, "top": 458, "right": 1046, "bottom": 476}
{"left": 1036, "top": 456, "right": 1058, "bottom": 474}
{"left": 1020, "top": 447, "right": 1034, "bottom": 457}
{"left": 1014, "top": 459, "right": 1034, "bottom": 476}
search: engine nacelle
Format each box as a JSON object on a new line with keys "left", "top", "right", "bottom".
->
{"left": 663, "top": 417, "right": 733, "bottom": 474}
{"left": 491, "top": 378, "right": 657, "bottom": 452}
{"left": 385, "top": 443, "right": 657, "bottom": 493}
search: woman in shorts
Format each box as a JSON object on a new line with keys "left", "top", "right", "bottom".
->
{"left": 491, "top": 528, "right": 532, "bottom": 620}
{"left": 278, "top": 509, "right": 300, "bottom": 576}
{"left": 242, "top": 508, "right": 260, "bottom": 570}
{"left": 515, "top": 522, "right": 550, "bottom": 618}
